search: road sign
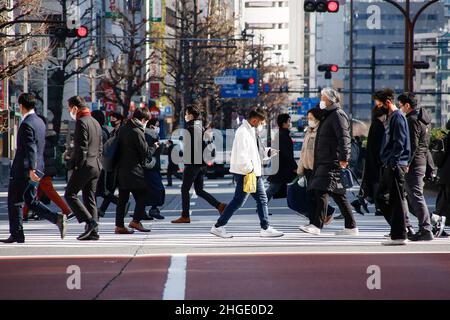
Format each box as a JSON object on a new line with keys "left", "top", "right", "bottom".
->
{"left": 220, "top": 69, "right": 258, "bottom": 99}
{"left": 296, "top": 97, "right": 320, "bottom": 115}
{"left": 214, "top": 76, "right": 237, "bottom": 85}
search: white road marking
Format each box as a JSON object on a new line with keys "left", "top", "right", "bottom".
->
{"left": 162, "top": 254, "right": 188, "bottom": 300}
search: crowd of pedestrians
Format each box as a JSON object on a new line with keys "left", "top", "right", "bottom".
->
{"left": 2, "top": 88, "right": 449, "bottom": 245}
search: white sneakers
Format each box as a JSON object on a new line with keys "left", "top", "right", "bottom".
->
{"left": 210, "top": 226, "right": 284, "bottom": 238}
{"left": 299, "top": 224, "right": 321, "bottom": 235}
{"left": 335, "top": 228, "right": 359, "bottom": 236}
{"left": 210, "top": 226, "right": 233, "bottom": 238}
{"left": 381, "top": 239, "right": 407, "bottom": 246}
{"left": 260, "top": 226, "right": 284, "bottom": 238}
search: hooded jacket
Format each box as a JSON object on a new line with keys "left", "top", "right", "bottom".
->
{"left": 406, "top": 107, "right": 431, "bottom": 167}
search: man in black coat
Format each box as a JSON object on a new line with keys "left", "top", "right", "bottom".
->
{"left": 360, "top": 106, "right": 386, "bottom": 214}
{"left": 115, "top": 107, "right": 153, "bottom": 234}
{"left": 64, "top": 96, "right": 102, "bottom": 241}
{"left": 2, "top": 93, "right": 66, "bottom": 243}
{"left": 398, "top": 92, "right": 433, "bottom": 241}
{"left": 302, "top": 88, "right": 358, "bottom": 236}
{"left": 171, "top": 106, "right": 226, "bottom": 224}
{"left": 266, "top": 114, "right": 297, "bottom": 202}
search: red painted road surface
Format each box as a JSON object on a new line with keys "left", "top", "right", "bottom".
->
{"left": 1, "top": 253, "right": 450, "bottom": 300}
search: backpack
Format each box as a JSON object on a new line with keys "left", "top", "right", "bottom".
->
{"left": 430, "top": 134, "right": 448, "bottom": 168}
{"left": 102, "top": 132, "right": 120, "bottom": 172}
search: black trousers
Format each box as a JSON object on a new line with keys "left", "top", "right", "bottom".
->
{"left": 376, "top": 165, "right": 409, "bottom": 240}
{"left": 311, "top": 189, "right": 356, "bottom": 229}
{"left": 116, "top": 188, "right": 147, "bottom": 227}
{"left": 65, "top": 165, "right": 100, "bottom": 224}
{"left": 304, "top": 169, "right": 334, "bottom": 220}
{"left": 435, "top": 183, "right": 450, "bottom": 225}
{"left": 167, "top": 167, "right": 182, "bottom": 186}
{"left": 181, "top": 165, "right": 220, "bottom": 217}
{"left": 8, "top": 176, "right": 59, "bottom": 239}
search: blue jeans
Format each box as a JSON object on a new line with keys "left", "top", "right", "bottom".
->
{"left": 216, "top": 174, "right": 269, "bottom": 229}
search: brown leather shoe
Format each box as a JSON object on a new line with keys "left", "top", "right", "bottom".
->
{"left": 171, "top": 216, "right": 191, "bottom": 224}
{"left": 217, "top": 203, "right": 227, "bottom": 215}
{"left": 115, "top": 226, "right": 135, "bottom": 234}
{"left": 128, "top": 221, "right": 151, "bottom": 232}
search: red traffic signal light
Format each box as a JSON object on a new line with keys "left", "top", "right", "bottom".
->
{"left": 248, "top": 77, "right": 255, "bottom": 85}
{"left": 327, "top": 1, "right": 339, "bottom": 13}
{"left": 330, "top": 64, "right": 339, "bottom": 72}
{"left": 304, "top": 1, "right": 339, "bottom": 13}
{"left": 75, "top": 25, "right": 89, "bottom": 38}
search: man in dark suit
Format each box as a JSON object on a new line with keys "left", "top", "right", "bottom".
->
{"left": 64, "top": 96, "right": 102, "bottom": 241}
{"left": 1, "top": 93, "right": 67, "bottom": 243}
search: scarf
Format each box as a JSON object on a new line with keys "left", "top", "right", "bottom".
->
{"left": 77, "top": 108, "right": 91, "bottom": 120}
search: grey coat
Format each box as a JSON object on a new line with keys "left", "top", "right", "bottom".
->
{"left": 309, "top": 104, "right": 351, "bottom": 194}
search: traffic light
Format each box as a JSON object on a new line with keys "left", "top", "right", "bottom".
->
{"left": 304, "top": 0, "right": 339, "bottom": 13}
{"left": 413, "top": 61, "right": 430, "bottom": 69}
{"left": 52, "top": 25, "right": 89, "bottom": 40}
{"left": 318, "top": 64, "right": 339, "bottom": 79}
{"left": 237, "top": 77, "right": 255, "bottom": 90}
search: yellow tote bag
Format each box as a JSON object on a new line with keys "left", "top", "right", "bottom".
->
{"left": 243, "top": 172, "right": 257, "bottom": 193}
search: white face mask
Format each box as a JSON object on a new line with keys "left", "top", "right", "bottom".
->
{"left": 69, "top": 109, "right": 77, "bottom": 120}
{"left": 257, "top": 124, "right": 264, "bottom": 133}
{"left": 308, "top": 120, "right": 318, "bottom": 128}
{"left": 154, "top": 127, "right": 160, "bottom": 134}
{"left": 319, "top": 101, "right": 327, "bottom": 110}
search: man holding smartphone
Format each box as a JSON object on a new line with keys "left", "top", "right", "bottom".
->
{"left": 1, "top": 93, "right": 67, "bottom": 244}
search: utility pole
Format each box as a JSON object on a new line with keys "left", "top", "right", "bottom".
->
{"left": 371, "top": 46, "right": 376, "bottom": 98}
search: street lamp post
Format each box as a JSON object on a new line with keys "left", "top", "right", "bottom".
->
{"left": 382, "top": 0, "right": 439, "bottom": 92}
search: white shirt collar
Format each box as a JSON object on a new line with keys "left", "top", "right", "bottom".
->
{"left": 22, "top": 109, "right": 35, "bottom": 121}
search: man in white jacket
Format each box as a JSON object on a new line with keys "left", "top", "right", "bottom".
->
{"left": 210, "top": 108, "right": 284, "bottom": 238}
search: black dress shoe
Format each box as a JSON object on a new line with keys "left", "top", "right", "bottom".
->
{"left": 351, "top": 200, "right": 364, "bottom": 215}
{"left": 409, "top": 230, "right": 433, "bottom": 242}
{"left": 77, "top": 220, "right": 98, "bottom": 241}
{"left": 1, "top": 236, "right": 25, "bottom": 244}
{"left": 141, "top": 213, "right": 154, "bottom": 221}
{"left": 56, "top": 214, "right": 68, "bottom": 239}
{"left": 149, "top": 209, "right": 165, "bottom": 220}
{"left": 79, "top": 231, "right": 100, "bottom": 241}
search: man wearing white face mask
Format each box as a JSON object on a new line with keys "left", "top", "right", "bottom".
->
{"left": 172, "top": 106, "right": 227, "bottom": 223}
{"left": 64, "top": 96, "right": 103, "bottom": 240}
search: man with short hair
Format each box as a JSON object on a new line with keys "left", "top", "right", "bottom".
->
{"left": 1, "top": 93, "right": 67, "bottom": 243}
{"left": 210, "top": 108, "right": 284, "bottom": 238}
{"left": 64, "top": 96, "right": 103, "bottom": 241}
{"left": 398, "top": 92, "right": 433, "bottom": 241}
{"left": 374, "top": 88, "right": 412, "bottom": 246}
{"left": 171, "top": 105, "right": 226, "bottom": 223}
